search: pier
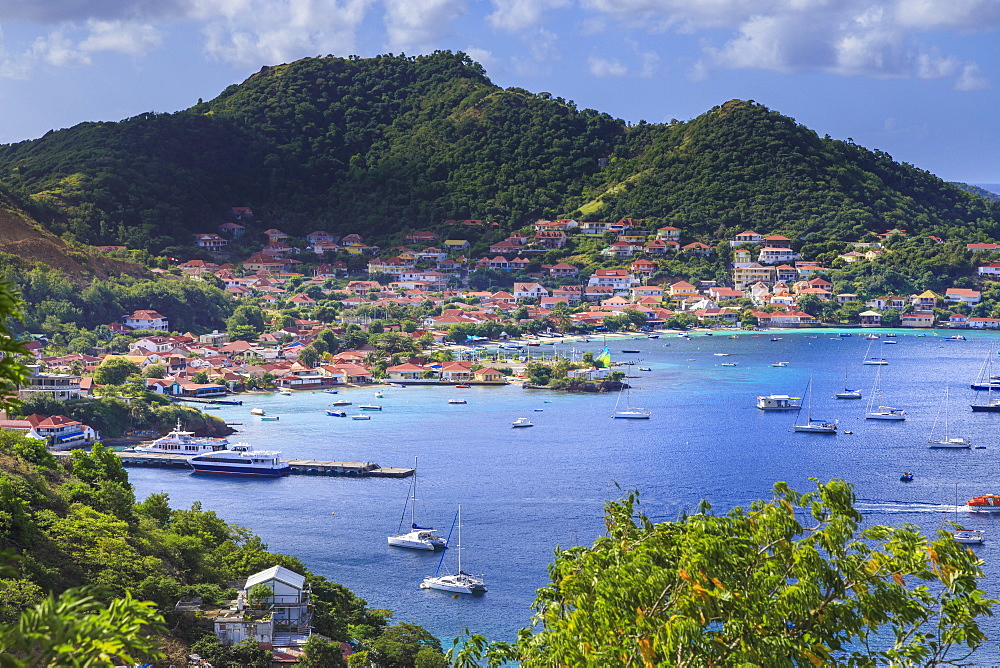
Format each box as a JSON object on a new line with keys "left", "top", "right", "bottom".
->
{"left": 52, "top": 451, "right": 413, "bottom": 478}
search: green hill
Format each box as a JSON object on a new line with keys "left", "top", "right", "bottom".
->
{"left": 0, "top": 56, "right": 997, "bottom": 255}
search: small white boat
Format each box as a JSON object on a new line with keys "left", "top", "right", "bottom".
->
{"left": 250, "top": 408, "right": 265, "bottom": 416}
{"left": 359, "top": 404, "right": 382, "bottom": 411}
{"left": 511, "top": 418, "right": 533, "bottom": 428}
{"left": 720, "top": 362, "right": 737, "bottom": 367}
{"left": 260, "top": 416, "right": 280, "bottom": 421}
{"left": 352, "top": 415, "right": 371, "bottom": 420}
{"left": 883, "top": 340, "right": 897, "bottom": 345}
{"left": 324, "top": 389, "right": 339, "bottom": 394}
{"left": 863, "top": 358, "right": 888, "bottom": 365}
{"left": 389, "top": 458, "right": 448, "bottom": 551}
{"left": 945, "top": 335, "right": 967, "bottom": 341}
{"left": 954, "top": 530, "right": 985, "bottom": 544}
{"left": 420, "top": 506, "right": 486, "bottom": 594}
{"left": 448, "top": 399, "right": 467, "bottom": 404}
{"left": 835, "top": 389, "right": 863, "bottom": 399}
{"left": 638, "top": 367, "right": 652, "bottom": 372}
{"left": 713, "top": 353, "right": 730, "bottom": 357}
{"left": 793, "top": 377, "right": 837, "bottom": 434}
{"left": 757, "top": 394, "right": 802, "bottom": 410}
{"left": 928, "top": 387, "right": 970, "bottom": 448}
{"left": 279, "top": 390, "right": 292, "bottom": 396}
{"left": 771, "top": 361, "right": 789, "bottom": 367}
{"left": 865, "top": 334, "right": 880, "bottom": 340}
{"left": 326, "top": 410, "right": 347, "bottom": 417}
{"left": 374, "top": 392, "right": 384, "bottom": 398}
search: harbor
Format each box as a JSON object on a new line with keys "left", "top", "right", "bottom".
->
{"left": 122, "top": 329, "right": 1000, "bottom": 659}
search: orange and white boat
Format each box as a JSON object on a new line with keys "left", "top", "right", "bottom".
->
{"left": 967, "top": 495, "right": 1000, "bottom": 513}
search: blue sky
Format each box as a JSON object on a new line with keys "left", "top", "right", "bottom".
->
{"left": 0, "top": 0, "right": 998, "bottom": 182}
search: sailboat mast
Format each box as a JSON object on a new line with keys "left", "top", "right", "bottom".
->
{"left": 456, "top": 505, "right": 462, "bottom": 574}
{"left": 411, "top": 457, "right": 418, "bottom": 528}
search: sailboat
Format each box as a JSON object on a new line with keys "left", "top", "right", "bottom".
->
{"left": 388, "top": 458, "right": 447, "bottom": 551}
{"left": 835, "top": 362, "right": 862, "bottom": 399}
{"left": 794, "top": 377, "right": 837, "bottom": 433}
{"left": 953, "top": 484, "right": 985, "bottom": 544}
{"left": 862, "top": 340, "right": 888, "bottom": 365}
{"left": 971, "top": 343, "right": 1000, "bottom": 411}
{"left": 612, "top": 384, "right": 651, "bottom": 419}
{"left": 928, "top": 386, "right": 971, "bottom": 448}
{"left": 865, "top": 364, "right": 906, "bottom": 420}
{"left": 420, "top": 505, "right": 486, "bottom": 594}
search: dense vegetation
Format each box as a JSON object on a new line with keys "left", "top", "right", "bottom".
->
{"left": 0, "top": 256, "right": 234, "bottom": 339}
{"left": 457, "top": 480, "right": 996, "bottom": 666}
{"left": 2, "top": 54, "right": 995, "bottom": 258}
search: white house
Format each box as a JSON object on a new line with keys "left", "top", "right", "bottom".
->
{"left": 211, "top": 565, "right": 313, "bottom": 650}
{"left": 513, "top": 282, "right": 550, "bottom": 300}
{"left": 123, "top": 310, "right": 169, "bottom": 331}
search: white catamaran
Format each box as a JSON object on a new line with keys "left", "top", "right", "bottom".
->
{"left": 420, "top": 505, "right": 486, "bottom": 594}
{"left": 388, "top": 458, "right": 448, "bottom": 551}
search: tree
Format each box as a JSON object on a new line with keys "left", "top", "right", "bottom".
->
{"left": 191, "top": 370, "right": 210, "bottom": 384}
{"left": 881, "top": 308, "right": 902, "bottom": 327}
{"left": 457, "top": 479, "right": 997, "bottom": 666}
{"left": 370, "top": 622, "right": 445, "bottom": 668}
{"left": 299, "top": 635, "right": 348, "bottom": 667}
{"left": 297, "top": 345, "right": 319, "bottom": 368}
{"left": 141, "top": 363, "right": 165, "bottom": 379}
{"left": 93, "top": 357, "right": 141, "bottom": 386}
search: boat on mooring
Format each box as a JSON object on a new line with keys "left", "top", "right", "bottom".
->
{"left": 420, "top": 506, "right": 486, "bottom": 595}
{"left": 756, "top": 394, "right": 802, "bottom": 410}
{"left": 389, "top": 458, "right": 448, "bottom": 551}
{"left": 188, "top": 444, "right": 290, "bottom": 476}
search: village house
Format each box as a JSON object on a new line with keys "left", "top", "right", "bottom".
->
{"left": 588, "top": 268, "right": 638, "bottom": 292}
{"left": 681, "top": 242, "right": 714, "bottom": 257}
{"left": 20, "top": 414, "right": 97, "bottom": 449}
{"left": 859, "top": 310, "right": 882, "bottom": 327}
{"left": 656, "top": 226, "right": 681, "bottom": 242}
{"left": 978, "top": 263, "right": 1000, "bottom": 276}
{"left": 217, "top": 221, "right": 246, "bottom": 237}
{"left": 668, "top": 281, "right": 698, "bottom": 301}
{"left": 405, "top": 230, "right": 439, "bottom": 244}
{"left": 968, "top": 317, "right": 1000, "bottom": 329}
{"left": 644, "top": 240, "right": 672, "bottom": 254}
{"left": 123, "top": 309, "right": 169, "bottom": 331}
{"left": 543, "top": 262, "right": 578, "bottom": 278}
{"left": 902, "top": 312, "right": 935, "bottom": 328}
{"left": 579, "top": 220, "right": 629, "bottom": 235}
{"left": 757, "top": 236, "right": 799, "bottom": 264}
{"left": 535, "top": 231, "right": 568, "bottom": 249}
{"left": 18, "top": 364, "right": 83, "bottom": 402}
{"left": 208, "top": 565, "right": 313, "bottom": 651}
{"left": 193, "top": 233, "right": 227, "bottom": 252}
{"left": 630, "top": 259, "right": 656, "bottom": 278}
{"left": 178, "top": 259, "right": 220, "bottom": 277}
{"left": 263, "top": 229, "right": 289, "bottom": 244}
{"left": 443, "top": 240, "right": 471, "bottom": 251}
{"left": 731, "top": 248, "right": 753, "bottom": 268}
{"left": 730, "top": 230, "right": 763, "bottom": 246}
{"left": 513, "top": 282, "right": 550, "bottom": 301}
{"left": 945, "top": 288, "right": 982, "bottom": 304}
{"left": 707, "top": 286, "right": 743, "bottom": 301}
{"left": 733, "top": 263, "right": 776, "bottom": 290}
{"left": 967, "top": 242, "right": 1000, "bottom": 253}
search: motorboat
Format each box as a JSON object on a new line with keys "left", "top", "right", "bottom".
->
{"left": 448, "top": 399, "right": 467, "bottom": 404}
{"left": 279, "top": 390, "right": 292, "bottom": 396}
{"left": 260, "top": 416, "right": 279, "bottom": 421}
{"left": 135, "top": 419, "right": 229, "bottom": 455}
{"left": 967, "top": 495, "right": 1000, "bottom": 513}
{"left": 455, "top": 384, "right": 471, "bottom": 388}
{"left": 883, "top": 339, "right": 898, "bottom": 345}
{"left": 511, "top": 418, "right": 533, "bottom": 427}
{"left": 188, "top": 444, "right": 290, "bottom": 476}
{"left": 865, "top": 334, "right": 880, "bottom": 340}
{"left": 863, "top": 358, "right": 888, "bottom": 365}
{"left": 330, "top": 400, "right": 352, "bottom": 406}
{"left": 720, "top": 362, "right": 737, "bottom": 367}
{"left": 771, "top": 361, "right": 789, "bottom": 367}
{"left": 420, "top": 506, "right": 486, "bottom": 594}
{"left": 324, "top": 389, "right": 339, "bottom": 394}
{"left": 250, "top": 408, "right": 265, "bottom": 415}
{"left": 899, "top": 472, "right": 914, "bottom": 482}
{"left": 359, "top": 404, "right": 382, "bottom": 411}
{"left": 621, "top": 350, "right": 641, "bottom": 354}
{"left": 351, "top": 415, "right": 371, "bottom": 420}
{"left": 866, "top": 406, "right": 906, "bottom": 420}
{"left": 389, "top": 458, "right": 448, "bottom": 551}
{"left": 326, "top": 410, "right": 347, "bottom": 417}
{"left": 757, "top": 394, "right": 801, "bottom": 410}
{"left": 638, "top": 367, "right": 652, "bottom": 372}
{"left": 945, "top": 335, "right": 967, "bottom": 341}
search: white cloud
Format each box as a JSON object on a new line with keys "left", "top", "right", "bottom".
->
{"left": 383, "top": 0, "right": 466, "bottom": 53}
{"left": 955, "top": 62, "right": 989, "bottom": 90}
{"left": 31, "top": 31, "right": 91, "bottom": 67}
{"left": 580, "top": 0, "right": 994, "bottom": 87}
{"left": 588, "top": 56, "right": 628, "bottom": 78}
{"left": 486, "top": 0, "right": 568, "bottom": 32}
{"left": 463, "top": 46, "right": 497, "bottom": 71}
{"left": 79, "top": 20, "right": 161, "bottom": 56}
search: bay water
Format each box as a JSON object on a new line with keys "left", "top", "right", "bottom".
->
{"left": 127, "top": 330, "right": 1000, "bottom": 652}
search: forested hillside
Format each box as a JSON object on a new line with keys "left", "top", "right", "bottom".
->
{"left": 0, "top": 54, "right": 997, "bottom": 255}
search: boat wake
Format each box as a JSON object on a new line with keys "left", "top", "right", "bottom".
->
{"left": 855, "top": 500, "right": 966, "bottom": 515}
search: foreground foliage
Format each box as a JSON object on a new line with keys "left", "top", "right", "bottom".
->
{"left": 456, "top": 479, "right": 996, "bottom": 666}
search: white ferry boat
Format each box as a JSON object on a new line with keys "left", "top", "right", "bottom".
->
{"left": 188, "top": 444, "right": 290, "bottom": 476}
{"left": 135, "top": 419, "right": 229, "bottom": 455}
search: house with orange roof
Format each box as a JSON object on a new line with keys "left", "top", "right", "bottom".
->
{"left": 193, "top": 233, "right": 227, "bottom": 251}
{"left": 123, "top": 310, "right": 169, "bottom": 331}
{"left": 730, "top": 230, "right": 762, "bottom": 246}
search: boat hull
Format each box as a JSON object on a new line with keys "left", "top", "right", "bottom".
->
{"left": 835, "top": 393, "right": 862, "bottom": 399}
{"left": 928, "top": 442, "right": 971, "bottom": 449}
{"left": 793, "top": 425, "right": 837, "bottom": 433}
{"left": 971, "top": 404, "right": 1000, "bottom": 412}
{"left": 865, "top": 413, "right": 906, "bottom": 420}
{"left": 190, "top": 463, "right": 290, "bottom": 476}
{"left": 613, "top": 413, "right": 651, "bottom": 419}
{"left": 387, "top": 536, "right": 444, "bottom": 550}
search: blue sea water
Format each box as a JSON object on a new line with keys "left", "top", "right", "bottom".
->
{"left": 127, "top": 330, "right": 1000, "bottom": 654}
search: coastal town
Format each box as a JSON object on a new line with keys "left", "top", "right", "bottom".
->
{"left": 8, "top": 209, "right": 1000, "bottom": 449}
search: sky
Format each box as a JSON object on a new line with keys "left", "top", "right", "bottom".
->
{"left": 0, "top": 0, "right": 998, "bottom": 182}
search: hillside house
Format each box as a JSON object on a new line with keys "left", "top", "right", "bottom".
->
{"left": 193, "top": 233, "right": 227, "bottom": 251}
{"left": 535, "top": 231, "right": 568, "bottom": 248}
{"left": 18, "top": 365, "right": 83, "bottom": 402}
{"left": 978, "top": 263, "right": 1000, "bottom": 276}
{"left": 669, "top": 281, "right": 698, "bottom": 300}
{"left": 945, "top": 288, "right": 982, "bottom": 304}
{"left": 644, "top": 240, "right": 672, "bottom": 254}
{"left": 123, "top": 310, "right": 169, "bottom": 331}
{"left": 543, "top": 262, "right": 578, "bottom": 278}
{"left": 730, "top": 230, "right": 762, "bottom": 246}
{"left": 217, "top": 222, "right": 246, "bottom": 237}
{"left": 230, "top": 207, "right": 254, "bottom": 220}
{"left": 681, "top": 242, "right": 714, "bottom": 256}
{"left": 656, "top": 226, "right": 681, "bottom": 241}
{"left": 733, "top": 263, "right": 776, "bottom": 290}
{"left": 263, "top": 229, "right": 289, "bottom": 244}
{"left": 967, "top": 242, "right": 1000, "bottom": 253}
{"left": 405, "top": 230, "right": 439, "bottom": 243}
{"left": 630, "top": 259, "right": 656, "bottom": 277}
{"left": 513, "top": 283, "right": 550, "bottom": 300}
{"left": 859, "top": 311, "right": 882, "bottom": 327}
{"left": 211, "top": 565, "right": 312, "bottom": 650}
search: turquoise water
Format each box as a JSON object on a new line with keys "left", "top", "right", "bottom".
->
{"left": 127, "top": 330, "right": 1000, "bottom": 650}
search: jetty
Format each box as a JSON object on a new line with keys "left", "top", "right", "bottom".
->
{"left": 51, "top": 451, "right": 413, "bottom": 478}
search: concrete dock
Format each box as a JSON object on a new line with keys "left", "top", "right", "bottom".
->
{"left": 53, "top": 451, "right": 413, "bottom": 478}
